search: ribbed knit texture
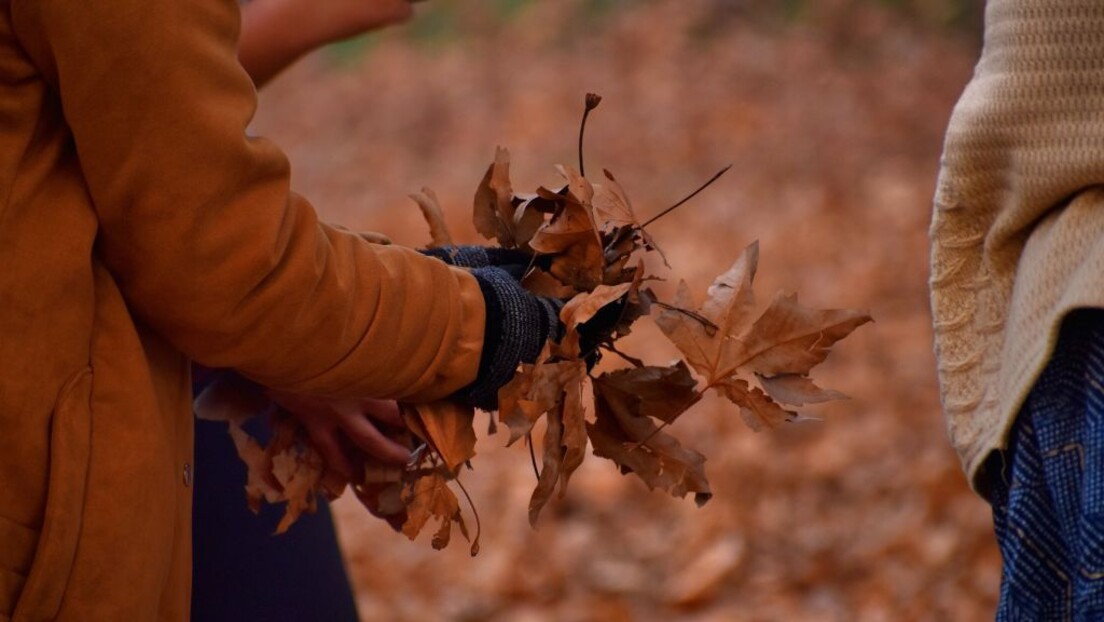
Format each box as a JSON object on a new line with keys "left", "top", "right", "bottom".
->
{"left": 421, "top": 246, "right": 531, "bottom": 271}
{"left": 930, "top": 0, "right": 1104, "bottom": 495}
{"left": 463, "top": 267, "right": 564, "bottom": 410}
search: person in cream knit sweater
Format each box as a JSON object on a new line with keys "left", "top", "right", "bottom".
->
{"left": 931, "top": 0, "right": 1104, "bottom": 616}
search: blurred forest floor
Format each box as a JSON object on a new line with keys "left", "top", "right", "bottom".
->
{"left": 251, "top": 1, "right": 997, "bottom": 620}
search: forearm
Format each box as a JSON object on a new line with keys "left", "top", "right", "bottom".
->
{"left": 238, "top": 0, "right": 320, "bottom": 87}
{"left": 238, "top": 0, "right": 413, "bottom": 87}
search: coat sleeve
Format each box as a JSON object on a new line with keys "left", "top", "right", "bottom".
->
{"left": 11, "top": 0, "right": 484, "bottom": 401}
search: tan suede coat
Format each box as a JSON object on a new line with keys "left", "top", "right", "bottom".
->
{"left": 0, "top": 1, "right": 485, "bottom": 619}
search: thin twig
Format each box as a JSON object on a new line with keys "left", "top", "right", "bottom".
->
{"left": 578, "top": 93, "right": 602, "bottom": 177}
{"left": 640, "top": 164, "right": 732, "bottom": 229}
{"left": 602, "top": 343, "right": 645, "bottom": 368}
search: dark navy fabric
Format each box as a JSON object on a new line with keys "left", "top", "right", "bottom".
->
{"left": 191, "top": 371, "right": 358, "bottom": 622}
{"left": 987, "top": 309, "right": 1104, "bottom": 621}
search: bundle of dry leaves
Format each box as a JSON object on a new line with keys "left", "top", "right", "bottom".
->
{"left": 197, "top": 96, "right": 871, "bottom": 556}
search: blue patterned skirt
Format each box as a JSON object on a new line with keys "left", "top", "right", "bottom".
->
{"left": 987, "top": 309, "right": 1104, "bottom": 621}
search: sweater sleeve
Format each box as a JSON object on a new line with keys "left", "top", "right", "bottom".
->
{"left": 10, "top": 0, "right": 484, "bottom": 401}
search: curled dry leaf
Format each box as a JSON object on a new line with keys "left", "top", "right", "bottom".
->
{"left": 272, "top": 446, "right": 324, "bottom": 535}
{"left": 591, "top": 370, "right": 711, "bottom": 504}
{"left": 497, "top": 348, "right": 587, "bottom": 447}
{"left": 524, "top": 360, "right": 588, "bottom": 526}
{"left": 408, "top": 187, "right": 453, "bottom": 248}
{"left": 403, "top": 401, "right": 476, "bottom": 474}
{"left": 757, "top": 373, "right": 849, "bottom": 406}
{"left": 400, "top": 468, "right": 469, "bottom": 551}
{"left": 472, "top": 147, "right": 544, "bottom": 249}
{"left": 558, "top": 281, "right": 633, "bottom": 358}
{"left": 593, "top": 169, "right": 668, "bottom": 267}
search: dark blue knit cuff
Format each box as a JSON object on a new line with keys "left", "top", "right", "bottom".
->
{"left": 461, "top": 267, "right": 563, "bottom": 410}
{"left": 420, "top": 246, "right": 532, "bottom": 271}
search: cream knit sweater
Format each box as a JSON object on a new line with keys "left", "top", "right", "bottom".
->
{"left": 931, "top": 0, "right": 1104, "bottom": 494}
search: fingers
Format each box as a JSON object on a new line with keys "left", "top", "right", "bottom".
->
{"left": 339, "top": 411, "right": 411, "bottom": 465}
{"left": 302, "top": 424, "right": 359, "bottom": 479}
{"left": 359, "top": 397, "right": 403, "bottom": 427}
{"left": 268, "top": 390, "right": 410, "bottom": 467}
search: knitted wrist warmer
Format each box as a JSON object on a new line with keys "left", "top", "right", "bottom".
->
{"left": 461, "top": 266, "right": 564, "bottom": 410}
{"left": 420, "top": 245, "right": 531, "bottom": 269}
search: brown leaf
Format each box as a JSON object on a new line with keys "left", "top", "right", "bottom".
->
{"left": 592, "top": 170, "right": 668, "bottom": 266}
{"left": 400, "top": 469, "right": 468, "bottom": 551}
{"left": 719, "top": 378, "right": 796, "bottom": 432}
{"left": 654, "top": 280, "right": 716, "bottom": 378}
{"left": 521, "top": 268, "right": 577, "bottom": 299}
{"left": 593, "top": 362, "right": 701, "bottom": 424}
{"left": 558, "top": 282, "right": 632, "bottom": 358}
{"left": 353, "top": 479, "right": 406, "bottom": 533}
{"left": 557, "top": 164, "right": 595, "bottom": 207}
{"left": 498, "top": 351, "right": 588, "bottom": 526}
{"left": 404, "top": 401, "right": 476, "bottom": 473}
{"left": 512, "top": 199, "right": 546, "bottom": 249}
{"left": 736, "top": 291, "right": 873, "bottom": 377}
{"left": 497, "top": 350, "right": 586, "bottom": 446}
{"left": 589, "top": 380, "right": 711, "bottom": 502}
{"left": 654, "top": 242, "right": 869, "bottom": 430}
{"left": 410, "top": 187, "right": 454, "bottom": 248}
{"left": 528, "top": 199, "right": 604, "bottom": 290}
{"left": 559, "top": 373, "right": 588, "bottom": 497}
{"left": 226, "top": 419, "right": 281, "bottom": 513}
{"left": 757, "top": 373, "right": 848, "bottom": 406}
{"left": 472, "top": 147, "right": 520, "bottom": 247}
{"left": 272, "top": 446, "right": 324, "bottom": 535}
{"left": 592, "top": 171, "right": 636, "bottom": 229}
{"left": 529, "top": 168, "right": 604, "bottom": 291}
{"left": 701, "top": 240, "right": 759, "bottom": 335}
{"left": 547, "top": 240, "right": 605, "bottom": 292}
{"left": 528, "top": 401, "right": 563, "bottom": 527}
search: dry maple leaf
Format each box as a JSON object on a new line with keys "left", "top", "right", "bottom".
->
{"left": 472, "top": 147, "right": 543, "bottom": 249}
{"left": 590, "top": 366, "right": 711, "bottom": 505}
{"left": 522, "top": 360, "right": 588, "bottom": 526}
{"left": 557, "top": 281, "right": 633, "bottom": 358}
{"left": 654, "top": 242, "right": 871, "bottom": 430}
{"left": 528, "top": 166, "right": 605, "bottom": 290}
{"left": 408, "top": 187, "right": 453, "bottom": 248}
{"left": 402, "top": 401, "right": 476, "bottom": 474}
{"left": 497, "top": 346, "right": 587, "bottom": 447}
{"left": 592, "top": 169, "right": 668, "bottom": 267}
{"left": 400, "top": 468, "right": 470, "bottom": 551}
{"left": 272, "top": 446, "right": 324, "bottom": 535}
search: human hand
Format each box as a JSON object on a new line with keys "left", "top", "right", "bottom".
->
{"left": 267, "top": 390, "right": 411, "bottom": 479}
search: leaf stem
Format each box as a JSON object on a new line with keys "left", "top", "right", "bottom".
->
{"left": 640, "top": 164, "right": 732, "bottom": 229}
{"left": 578, "top": 93, "right": 602, "bottom": 177}
{"left": 527, "top": 433, "right": 540, "bottom": 481}
{"left": 655, "top": 301, "right": 720, "bottom": 333}
{"left": 452, "top": 473, "right": 482, "bottom": 557}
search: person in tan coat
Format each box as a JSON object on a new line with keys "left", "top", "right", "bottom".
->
{"left": 0, "top": 0, "right": 561, "bottom": 619}
{"left": 931, "top": 0, "right": 1104, "bottom": 616}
